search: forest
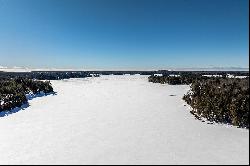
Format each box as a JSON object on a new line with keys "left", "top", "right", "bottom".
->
{"left": 0, "top": 78, "right": 54, "bottom": 112}
{"left": 149, "top": 74, "right": 249, "bottom": 128}
{"left": 148, "top": 73, "right": 210, "bottom": 84}
{"left": 0, "top": 70, "right": 248, "bottom": 80}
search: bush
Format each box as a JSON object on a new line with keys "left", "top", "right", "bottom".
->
{"left": 0, "top": 78, "right": 54, "bottom": 112}
{"left": 183, "top": 77, "right": 249, "bottom": 128}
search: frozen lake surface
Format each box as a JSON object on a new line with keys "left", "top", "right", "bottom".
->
{"left": 0, "top": 75, "right": 249, "bottom": 164}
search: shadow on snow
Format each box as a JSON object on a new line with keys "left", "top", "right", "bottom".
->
{"left": 0, "top": 92, "right": 57, "bottom": 117}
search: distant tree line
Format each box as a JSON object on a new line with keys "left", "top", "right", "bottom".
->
{"left": 148, "top": 74, "right": 249, "bottom": 128}
{"left": 0, "top": 70, "right": 248, "bottom": 80}
{"left": 148, "top": 73, "right": 210, "bottom": 85}
{"left": 0, "top": 71, "right": 92, "bottom": 80}
{"left": 0, "top": 78, "right": 54, "bottom": 112}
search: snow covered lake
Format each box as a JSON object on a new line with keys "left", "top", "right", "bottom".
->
{"left": 0, "top": 75, "right": 249, "bottom": 164}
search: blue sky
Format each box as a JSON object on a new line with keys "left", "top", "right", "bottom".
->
{"left": 0, "top": 0, "right": 249, "bottom": 69}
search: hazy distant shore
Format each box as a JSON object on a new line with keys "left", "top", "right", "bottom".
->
{"left": 0, "top": 66, "right": 249, "bottom": 72}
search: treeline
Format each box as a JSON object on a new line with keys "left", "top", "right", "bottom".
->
{"left": 148, "top": 74, "right": 249, "bottom": 128}
{"left": 148, "top": 74, "right": 209, "bottom": 85}
{"left": 0, "top": 78, "right": 54, "bottom": 112}
{"left": 1, "top": 70, "right": 248, "bottom": 80}
{"left": 32, "top": 71, "right": 93, "bottom": 80}
{"left": 0, "top": 71, "right": 92, "bottom": 80}
{"left": 183, "top": 77, "right": 249, "bottom": 128}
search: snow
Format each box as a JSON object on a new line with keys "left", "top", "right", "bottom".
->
{"left": 202, "top": 74, "right": 248, "bottom": 78}
{"left": 153, "top": 74, "right": 163, "bottom": 76}
{"left": 235, "top": 76, "right": 248, "bottom": 78}
{"left": 203, "top": 74, "right": 223, "bottom": 77}
{"left": 0, "top": 75, "right": 249, "bottom": 164}
{"left": 169, "top": 74, "right": 180, "bottom": 77}
{"left": 0, "top": 66, "right": 31, "bottom": 72}
{"left": 226, "top": 74, "right": 248, "bottom": 78}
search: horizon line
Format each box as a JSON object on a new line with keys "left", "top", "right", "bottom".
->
{"left": 0, "top": 66, "right": 249, "bottom": 72}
